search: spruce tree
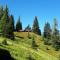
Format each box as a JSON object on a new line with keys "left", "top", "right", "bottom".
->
{"left": 16, "top": 16, "right": 22, "bottom": 31}
{"left": 32, "top": 16, "right": 41, "bottom": 35}
{"left": 43, "top": 22, "right": 51, "bottom": 39}
{"left": 52, "top": 18, "right": 60, "bottom": 50}
{"left": 1, "top": 5, "right": 9, "bottom": 37}
{"left": 24, "top": 24, "right": 31, "bottom": 38}
{"left": 0, "top": 6, "right": 3, "bottom": 33}
{"left": 43, "top": 22, "right": 52, "bottom": 45}
{"left": 24, "top": 24, "right": 31, "bottom": 31}
{"left": 8, "top": 15, "right": 14, "bottom": 39}
{"left": 53, "top": 18, "right": 59, "bottom": 35}
{"left": 0, "top": 6, "right": 3, "bottom": 20}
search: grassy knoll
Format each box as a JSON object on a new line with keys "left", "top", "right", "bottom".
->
{"left": 0, "top": 32, "right": 59, "bottom": 60}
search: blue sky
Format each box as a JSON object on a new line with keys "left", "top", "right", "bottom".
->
{"left": 0, "top": 0, "right": 60, "bottom": 32}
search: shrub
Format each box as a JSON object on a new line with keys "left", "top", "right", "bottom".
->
{"left": 2, "top": 39, "right": 7, "bottom": 45}
{"left": 46, "top": 47, "right": 50, "bottom": 50}
{"left": 27, "top": 54, "right": 35, "bottom": 60}
{"left": 32, "top": 36, "right": 38, "bottom": 50}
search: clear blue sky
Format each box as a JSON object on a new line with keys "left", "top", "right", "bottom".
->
{"left": 0, "top": 0, "right": 60, "bottom": 32}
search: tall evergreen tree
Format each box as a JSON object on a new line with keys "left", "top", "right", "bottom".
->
{"left": 16, "top": 16, "right": 22, "bottom": 31}
{"left": 1, "top": 5, "right": 9, "bottom": 37}
{"left": 43, "top": 22, "right": 51, "bottom": 45}
{"left": 0, "top": 6, "right": 3, "bottom": 33}
{"left": 8, "top": 15, "right": 14, "bottom": 39}
{"left": 32, "top": 16, "right": 41, "bottom": 35}
{"left": 43, "top": 22, "right": 51, "bottom": 38}
{"left": 0, "top": 6, "right": 3, "bottom": 20}
{"left": 53, "top": 18, "right": 59, "bottom": 35}
{"left": 52, "top": 18, "right": 60, "bottom": 50}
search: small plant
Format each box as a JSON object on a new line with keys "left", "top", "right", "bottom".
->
{"left": 58, "top": 55, "right": 60, "bottom": 60}
{"left": 28, "top": 31, "right": 31, "bottom": 39}
{"left": 46, "top": 47, "right": 50, "bottom": 50}
{"left": 2, "top": 39, "right": 7, "bottom": 45}
{"left": 32, "top": 36, "right": 38, "bottom": 50}
{"left": 27, "top": 54, "right": 35, "bottom": 60}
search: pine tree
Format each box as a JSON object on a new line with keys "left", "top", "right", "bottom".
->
{"left": 8, "top": 15, "right": 14, "bottom": 39}
{"left": 52, "top": 18, "right": 60, "bottom": 50}
{"left": 0, "top": 6, "right": 3, "bottom": 20}
{"left": 53, "top": 18, "right": 59, "bottom": 35}
{"left": 43, "top": 22, "right": 51, "bottom": 45}
{"left": 16, "top": 16, "right": 22, "bottom": 31}
{"left": 24, "top": 24, "right": 31, "bottom": 38}
{"left": 32, "top": 16, "right": 41, "bottom": 35}
{"left": 1, "top": 5, "right": 9, "bottom": 37}
{"left": 24, "top": 24, "right": 31, "bottom": 31}
{"left": 43, "top": 22, "right": 51, "bottom": 38}
{"left": 0, "top": 6, "right": 3, "bottom": 33}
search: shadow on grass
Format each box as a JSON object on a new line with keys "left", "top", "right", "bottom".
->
{"left": 0, "top": 48, "right": 15, "bottom": 60}
{"left": 16, "top": 36, "right": 24, "bottom": 39}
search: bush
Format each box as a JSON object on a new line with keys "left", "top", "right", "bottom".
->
{"left": 58, "top": 55, "right": 60, "bottom": 60}
{"left": 54, "top": 45, "right": 60, "bottom": 51}
{"left": 2, "top": 39, "right": 7, "bottom": 45}
{"left": 27, "top": 54, "right": 35, "bottom": 60}
{"left": 28, "top": 32, "right": 31, "bottom": 39}
{"left": 46, "top": 47, "right": 50, "bottom": 50}
{"left": 44, "top": 38, "right": 51, "bottom": 45}
{"left": 52, "top": 41, "right": 60, "bottom": 51}
{"left": 32, "top": 36, "right": 38, "bottom": 50}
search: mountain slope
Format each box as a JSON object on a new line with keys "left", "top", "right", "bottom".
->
{"left": 0, "top": 32, "right": 59, "bottom": 60}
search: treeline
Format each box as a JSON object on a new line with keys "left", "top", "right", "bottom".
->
{"left": 16, "top": 11, "right": 60, "bottom": 51}
{"left": 0, "top": 5, "right": 60, "bottom": 50}
{"left": 43, "top": 18, "right": 60, "bottom": 51}
{"left": 0, "top": 5, "right": 41, "bottom": 38}
{"left": 32, "top": 17, "right": 60, "bottom": 51}
{"left": 15, "top": 13, "right": 60, "bottom": 51}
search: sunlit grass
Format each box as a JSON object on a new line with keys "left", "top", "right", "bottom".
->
{"left": 0, "top": 32, "right": 59, "bottom": 60}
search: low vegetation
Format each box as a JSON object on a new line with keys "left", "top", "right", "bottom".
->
{"left": 0, "top": 32, "right": 59, "bottom": 60}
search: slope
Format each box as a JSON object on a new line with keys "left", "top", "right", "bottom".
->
{"left": 0, "top": 32, "right": 59, "bottom": 60}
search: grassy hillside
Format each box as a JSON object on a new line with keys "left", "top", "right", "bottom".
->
{"left": 0, "top": 32, "right": 60, "bottom": 60}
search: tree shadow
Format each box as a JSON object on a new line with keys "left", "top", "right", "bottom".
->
{"left": 0, "top": 48, "right": 15, "bottom": 60}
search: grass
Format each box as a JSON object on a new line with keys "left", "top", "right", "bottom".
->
{"left": 0, "top": 32, "right": 60, "bottom": 60}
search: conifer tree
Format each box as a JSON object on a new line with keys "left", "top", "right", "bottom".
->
{"left": 32, "top": 16, "right": 41, "bottom": 35}
{"left": 16, "top": 16, "right": 22, "bottom": 31}
{"left": 43, "top": 22, "right": 51, "bottom": 38}
{"left": 0, "top": 6, "right": 3, "bottom": 33}
{"left": 43, "top": 22, "right": 52, "bottom": 45}
{"left": 8, "top": 15, "right": 14, "bottom": 39}
{"left": 52, "top": 18, "right": 60, "bottom": 50}
{"left": 53, "top": 18, "right": 59, "bottom": 35}
{"left": 0, "top": 6, "right": 3, "bottom": 20}
{"left": 24, "top": 24, "right": 31, "bottom": 31}
{"left": 1, "top": 5, "right": 9, "bottom": 37}
{"left": 24, "top": 24, "right": 31, "bottom": 38}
